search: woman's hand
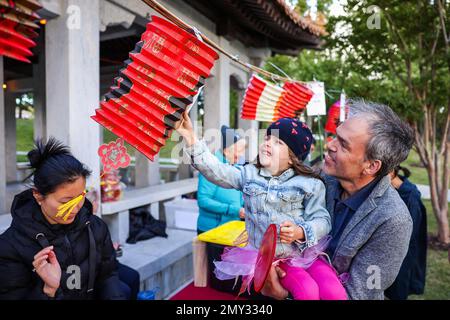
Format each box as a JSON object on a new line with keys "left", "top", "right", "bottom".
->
{"left": 174, "top": 111, "right": 197, "bottom": 147}
{"left": 261, "top": 265, "right": 289, "bottom": 300}
{"left": 279, "top": 221, "right": 304, "bottom": 244}
{"left": 239, "top": 208, "right": 246, "bottom": 219}
{"left": 32, "top": 246, "right": 61, "bottom": 297}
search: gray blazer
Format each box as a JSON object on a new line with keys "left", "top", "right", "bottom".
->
{"left": 325, "top": 175, "right": 413, "bottom": 300}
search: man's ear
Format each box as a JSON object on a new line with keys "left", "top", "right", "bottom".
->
{"left": 32, "top": 189, "right": 44, "bottom": 204}
{"left": 364, "top": 160, "right": 382, "bottom": 177}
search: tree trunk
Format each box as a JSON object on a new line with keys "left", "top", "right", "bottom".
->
{"left": 437, "top": 209, "right": 450, "bottom": 244}
{"left": 427, "top": 163, "right": 440, "bottom": 217}
{"left": 415, "top": 125, "right": 450, "bottom": 245}
{"left": 438, "top": 139, "right": 450, "bottom": 244}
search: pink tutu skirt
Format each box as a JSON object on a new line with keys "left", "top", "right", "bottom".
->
{"left": 213, "top": 236, "right": 349, "bottom": 295}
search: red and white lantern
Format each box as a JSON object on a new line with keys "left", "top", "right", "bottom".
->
{"left": 240, "top": 75, "right": 314, "bottom": 122}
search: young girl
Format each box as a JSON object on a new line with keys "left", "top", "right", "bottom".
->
{"left": 176, "top": 113, "right": 347, "bottom": 300}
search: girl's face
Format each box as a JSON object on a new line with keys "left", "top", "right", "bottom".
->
{"left": 258, "top": 135, "right": 292, "bottom": 176}
{"left": 33, "top": 176, "right": 87, "bottom": 225}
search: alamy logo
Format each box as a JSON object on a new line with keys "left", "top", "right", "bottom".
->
{"left": 66, "top": 5, "right": 81, "bottom": 30}
{"left": 350, "top": 1, "right": 382, "bottom": 30}
{"left": 366, "top": 265, "right": 381, "bottom": 290}
{"left": 66, "top": 265, "right": 81, "bottom": 290}
{"left": 365, "top": 5, "right": 381, "bottom": 30}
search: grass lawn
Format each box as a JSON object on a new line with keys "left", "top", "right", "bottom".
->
{"left": 409, "top": 199, "right": 450, "bottom": 300}
{"left": 16, "top": 119, "right": 34, "bottom": 162}
{"left": 397, "top": 149, "right": 449, "bottom": 300}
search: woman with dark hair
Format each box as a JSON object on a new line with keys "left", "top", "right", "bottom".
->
{"left": 0, "top": 138, "right": 126, "bottom": 300}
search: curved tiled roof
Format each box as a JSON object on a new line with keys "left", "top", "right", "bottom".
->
{"left": 184, "top": 0, "right": 326, "bottom": 53}
{"left": 273, "top": 0, "right": 327, "bottom": 37}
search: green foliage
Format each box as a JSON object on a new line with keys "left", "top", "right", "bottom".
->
{"left": 267, "top": 1, "right": 449, "bottom": 122}
{"left": 16, "top": 93, "right": 34, "bottom": 119}
{"left": 229, "top": 89, "right": 239, "bottom": 129}
{"left": 330, "top": 0, "right": 450, "bottom": 123}
{"left": 402, "top": 149, "right": 429, "bottom": 186}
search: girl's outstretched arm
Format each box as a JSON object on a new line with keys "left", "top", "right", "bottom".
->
{"left": 175, "top": 112, "right": 244, "bottom": 190}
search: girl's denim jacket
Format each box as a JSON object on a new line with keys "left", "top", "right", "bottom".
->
{"left": 185, "top": 140, "right": 331, "bottom": 258}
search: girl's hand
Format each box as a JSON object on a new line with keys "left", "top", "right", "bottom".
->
{"left": 279, "top": 221, "right": 305, "bottom": 244}
{"left": 174, "top": 111, "right": 197, "bottom": 147}
{"left": 32, "top": 246, "right": 61, "bottom": 297}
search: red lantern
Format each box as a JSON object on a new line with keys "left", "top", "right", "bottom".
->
{"left": 325, "top": 100, "right": 349, "bottom": 134}
{"left": 0, "top": 0, "right": 42, "bottom": 63}
{"left": 92, "top": 16, "right": 219, "bottom": 161}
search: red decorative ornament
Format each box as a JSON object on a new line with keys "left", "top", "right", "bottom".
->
{"left": 92, "top": 16, "right": 219, "bottom": 161}
{"left": 0, "top": 0, "right": 42, "bottom": 63}
{"left": 325, "top": 101, "right": 349, "bottom": 135}
{"left": 98, "top": 138, "right": 131, "bottom": 173}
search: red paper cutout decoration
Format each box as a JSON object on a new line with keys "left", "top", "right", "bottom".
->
{"left": 92, "top": 16, "right": 219, "bottom": 161}
{"left": 240, "top": 75, "right": 314, "bottom": 122}
{"left": 98, "top": 138, "right": 131, "bottom": 173}
{"left": 0, "top": 0, "right": 42, "bottom": 63}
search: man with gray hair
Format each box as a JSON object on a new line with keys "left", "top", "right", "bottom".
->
{"left": 262, "top": 100, "right": 415, "bottom": 300}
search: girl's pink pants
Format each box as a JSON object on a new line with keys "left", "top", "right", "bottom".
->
{"left": 279, "top": 258, "right": 348, "bottom": 300}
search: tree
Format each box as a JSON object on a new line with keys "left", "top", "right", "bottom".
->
{"left": 332, "top": 0, "right": 450, "bottom": 244}
{"left": 16, "top": 93, "right": 34, "bottom": 119}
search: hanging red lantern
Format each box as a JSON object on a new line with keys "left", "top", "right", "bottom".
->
{"left": 325, "top": 100, "right": 349, "bottom": 135}
{"left": 0, "top": 0, "right": 42, "bottom": 63}
{"left": 92, "top": 16, "right": 219, "bottom": 161}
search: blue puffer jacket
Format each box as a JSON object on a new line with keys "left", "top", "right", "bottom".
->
{"left": 197, "top": 151, "right": 244, "bottom": 233}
